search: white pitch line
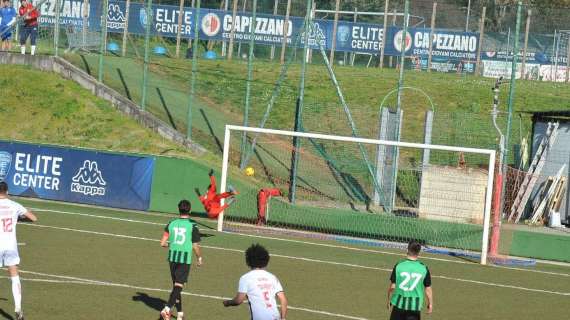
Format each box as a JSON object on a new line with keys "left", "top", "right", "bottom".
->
{"left": 3, "top": 269, "right": 369, "bottom": 320}
{"left": 32, "top": 207, "right": 570, "bottom": 277}
{"left": 21, "top": 223, "right": 570, "bottom": 296}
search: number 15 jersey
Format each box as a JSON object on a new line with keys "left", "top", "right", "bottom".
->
{"left": 238, "top": 269, "right": 284, "bottom": 320}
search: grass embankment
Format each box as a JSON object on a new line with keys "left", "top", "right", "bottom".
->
{"left": 64, "top": 52, "right": 570, "bottom": 157}
{"left": 0, "top": 64, "right": 194, "bottom": 158}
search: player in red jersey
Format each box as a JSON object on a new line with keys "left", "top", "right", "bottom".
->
{"left": 257, "top": 188, "right": 281, "bottom": 225}
{"left": 195, "top": 169, "right": 238, "bottom": 219}
{"left": 18, "top": 0, "right": 39, "bottom": 55}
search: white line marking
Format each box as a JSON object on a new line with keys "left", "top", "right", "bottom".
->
{"left": 21, "top": 223, "right": 570, "bottom": 296}
{"left": 1, "top": 268, "right": 369, "bottom": 320}
{"left": 33, "top": 207, "right": 570, "bottom": 277}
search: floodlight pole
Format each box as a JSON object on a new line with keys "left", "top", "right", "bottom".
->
{"left": 240, "top": 0, "right": 257, "bottom": 168}
{"left": 141, "top": 0, "right": 152, "bottom": 110}
{"left": 289, "top": 0, "right": 313, "bottom": 204}
{"left": 490, "top": 77, "right": 506, "bottom": 256}
{"left": 501, "top": 2, "right": 522, "bottom": 212}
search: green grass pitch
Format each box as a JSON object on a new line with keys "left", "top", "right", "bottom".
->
{"left": 0, "top": 198, "right": 569, "bottom": 320}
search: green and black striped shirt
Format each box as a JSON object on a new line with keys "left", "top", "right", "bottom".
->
{"left": 164, "top": 218, "right": 201, "bottom": 264}
{"left": 390, "top": 259, "right": 431, "bottom": 312}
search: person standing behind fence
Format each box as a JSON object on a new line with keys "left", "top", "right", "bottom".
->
{"left": 0, "top": 0, "right": 17, "bottom": 51}
{"left": 18, "top": 0, "right": 38, "bottom": 55}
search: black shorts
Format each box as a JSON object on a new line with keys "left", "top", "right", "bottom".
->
{"left": 169, "top": 262, "right": 191, "bottom": 284}
{"left": 390, "top": 306, "right": 420, "bottom": 320}
{"left": 20, "top": 25, "right": 38, "bottom": 45}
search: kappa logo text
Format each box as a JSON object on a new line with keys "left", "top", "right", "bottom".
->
{"left": 71, "top": 160, "right": 106, "bottom": 196}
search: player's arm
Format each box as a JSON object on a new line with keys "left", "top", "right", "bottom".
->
{"left": 387, "top": 265, "right": 396, "bottom": 309}
{"left": 17, "top": 205, "right": 37, "bottom": 222}
{"left": 192, "top": 225, "right": 203, "bottom": 266}
{"left": 424, "top": 268, "right": 433, "bottom": 313}
{"left": 22, "top": 210, "right": 37, "bottom": 222}
{"left": 160, "top": 223, "right": 170, "bottom": 247}
{"left": 223, "top": 293, "right": 246, "bottom": 307}
{"left": 277, "top": 291, "right": 288, "bottom": 319}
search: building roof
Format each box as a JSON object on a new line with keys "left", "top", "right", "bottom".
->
{"left": 521, "top": 110, "right": 570, "bottom": 121}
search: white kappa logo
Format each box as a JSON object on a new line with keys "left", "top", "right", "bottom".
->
{"left": 71, "top": 160, "right": 106, "bottom": 196}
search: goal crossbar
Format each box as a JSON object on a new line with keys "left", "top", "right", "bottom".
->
{"left": 217, "top": 125, "right": 496, "bottom": 265}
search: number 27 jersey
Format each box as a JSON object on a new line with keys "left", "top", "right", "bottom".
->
{"left": 238, "top": 269, "right": 284, "bottom": 320}
{"left": 390, "top": 259, "right": 431, "bottom": 312}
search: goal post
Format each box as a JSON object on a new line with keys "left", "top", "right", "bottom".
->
{"left": 218, "top": 125, "right": 496, "bottom": 265}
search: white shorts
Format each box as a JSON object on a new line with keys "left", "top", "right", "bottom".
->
{"left": 0, "top": 250, "right": 20, "bottom": 267}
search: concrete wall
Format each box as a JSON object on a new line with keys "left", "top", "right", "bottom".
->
{"left": 532, "top": 121, "right": 570, "bottom": 223}
{"left": 419, "top": 166, "right": 488, "bottom": 224}
{"left": 0, "top": 52, "right": 206, "bottom": 155}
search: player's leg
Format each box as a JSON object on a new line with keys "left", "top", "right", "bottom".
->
{"left": 257, "top": 191, "right": 268, "bottom": 225}
{"left": 206, "top": 174, "right": 217, "bottom": 199}
{"left": 3, "top": 251, "right": 23, "bottom": 320}
{"left": 29, "top": 26, "right": 37, "bottom": 55}
{"left": 162, "top": 263, "right": 189, "bottom": 320}
{"left": 19, "top": 27, "right": 28, "bottom": 54}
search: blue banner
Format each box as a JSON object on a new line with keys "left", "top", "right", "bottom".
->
{"left": 0, "top": 141, "right": 154, "bottom": 211}
{"left": 32, "top": 0, "right": 89, "bottom": 27}
{"left": 384, "top": 27, "right": 480, "bottom": 61}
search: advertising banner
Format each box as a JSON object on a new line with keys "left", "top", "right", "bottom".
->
{"left": 384, "top": 27, "right": 479, "bottom": 61}
{"left": 482, "top": 60, "right": 541, "bottom": 80}
{"left": 89, "top": 1, "right": 328, "bottom": 49}
{"left": 28, "top": 0, "right": 90, "bottom": 27}
{"left": 87, "top": 0, "right": 389, "bottom": 53}
{"left": 0, "top": 141, "right": 154, "bottom": 211}
{"left": 481, "top": 50, "right": 568, "bottom": 66}
{"left": 405, "top": 56, "right": 476, "bottom": 74}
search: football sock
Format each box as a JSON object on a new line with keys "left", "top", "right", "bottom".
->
{"left": 11, "top": 276, "right": 21, "bottom": 312}
{"left": 20, "top": 46, "right": 25, "bottom": 54}
{"left": 167, "top": 286, "right": 183, "bottom": 308}
{"left": 176, "top": 298, "right": 182, "bottom": 312}
{"left": 31, "top": 46, "right": 36, "bottom": 55}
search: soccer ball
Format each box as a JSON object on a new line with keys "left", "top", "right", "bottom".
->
{"left": 245, "top": 167, "right": 255, "bottom": 176}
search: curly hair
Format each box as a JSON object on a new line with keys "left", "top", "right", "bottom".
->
{"left": 245, "top": 243, "right": 270, "bottom": 269}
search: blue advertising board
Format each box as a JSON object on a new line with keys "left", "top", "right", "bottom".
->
{"left": 0, "top": 141, "right": 154, "bottom": 211}
{"left": 32, "top": 0, "right": 89, "bottom": 27}
{"left": 384, "top": 27, "right": 479, "bottom": 61}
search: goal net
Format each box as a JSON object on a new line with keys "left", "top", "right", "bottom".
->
{"left": 217, "top": 125, "right": 496, "bottom": 265}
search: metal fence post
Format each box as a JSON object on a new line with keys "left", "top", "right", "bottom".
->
{"left": 240, "top": 0, "right": 257, "bottom": 167}
{"left": 187, "top": 0, "right": 201, "bottom": 139}
{"left": 122, "top": 0, "right": 131, "bottom": 57}
{"left": 98, "top": 0, "right": 109, "bottom": 82}
{"left": 141, "top": 0, "right": 153, "bottom": 110}
{"left": 54, "top": 0, "right": 61, "bottom": 56}
{"left": 289, "top": 0, "right": 313, "bottom": 204}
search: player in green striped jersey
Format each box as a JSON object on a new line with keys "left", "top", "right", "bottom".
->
{"left": 387, "top": 241, "right": 433, "bottom": 320}
{"left": 159, "top": 200, "right": 203, "bottom": 320}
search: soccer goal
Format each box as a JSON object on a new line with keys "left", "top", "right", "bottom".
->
{"left": 217, "top": 125, "right": 496, "bottom": 265}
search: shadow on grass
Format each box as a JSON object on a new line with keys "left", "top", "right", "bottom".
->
{"left": 132, "top": 291, "right": 165, "bottom": 312}
{"left": 0, "top": 308, "right": 14, "bottom": 320}
{"left": 199, "top": 108, "right": 223, "bottom": 154}
{"left": 157, "top": 88, "right": 178, "bottom": 130}
{"left": 117, "top": 68, "right": 133, "bottom": 101}
{"left": 79, "top": 54, "right": 91, "bottom": 75}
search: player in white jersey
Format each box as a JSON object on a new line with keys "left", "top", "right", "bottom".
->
{"left": 0, "top": 182, "right": 37, "bottom": 320}
{"left": 223, "top": 244, "right": 288, "bottom": 320}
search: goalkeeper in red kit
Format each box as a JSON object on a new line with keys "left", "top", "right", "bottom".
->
{"left": 195, "top": 169, "right": 238, "bottom": 219}
{"left": 257, "top": 188, "right": 282, "bottom": 225}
